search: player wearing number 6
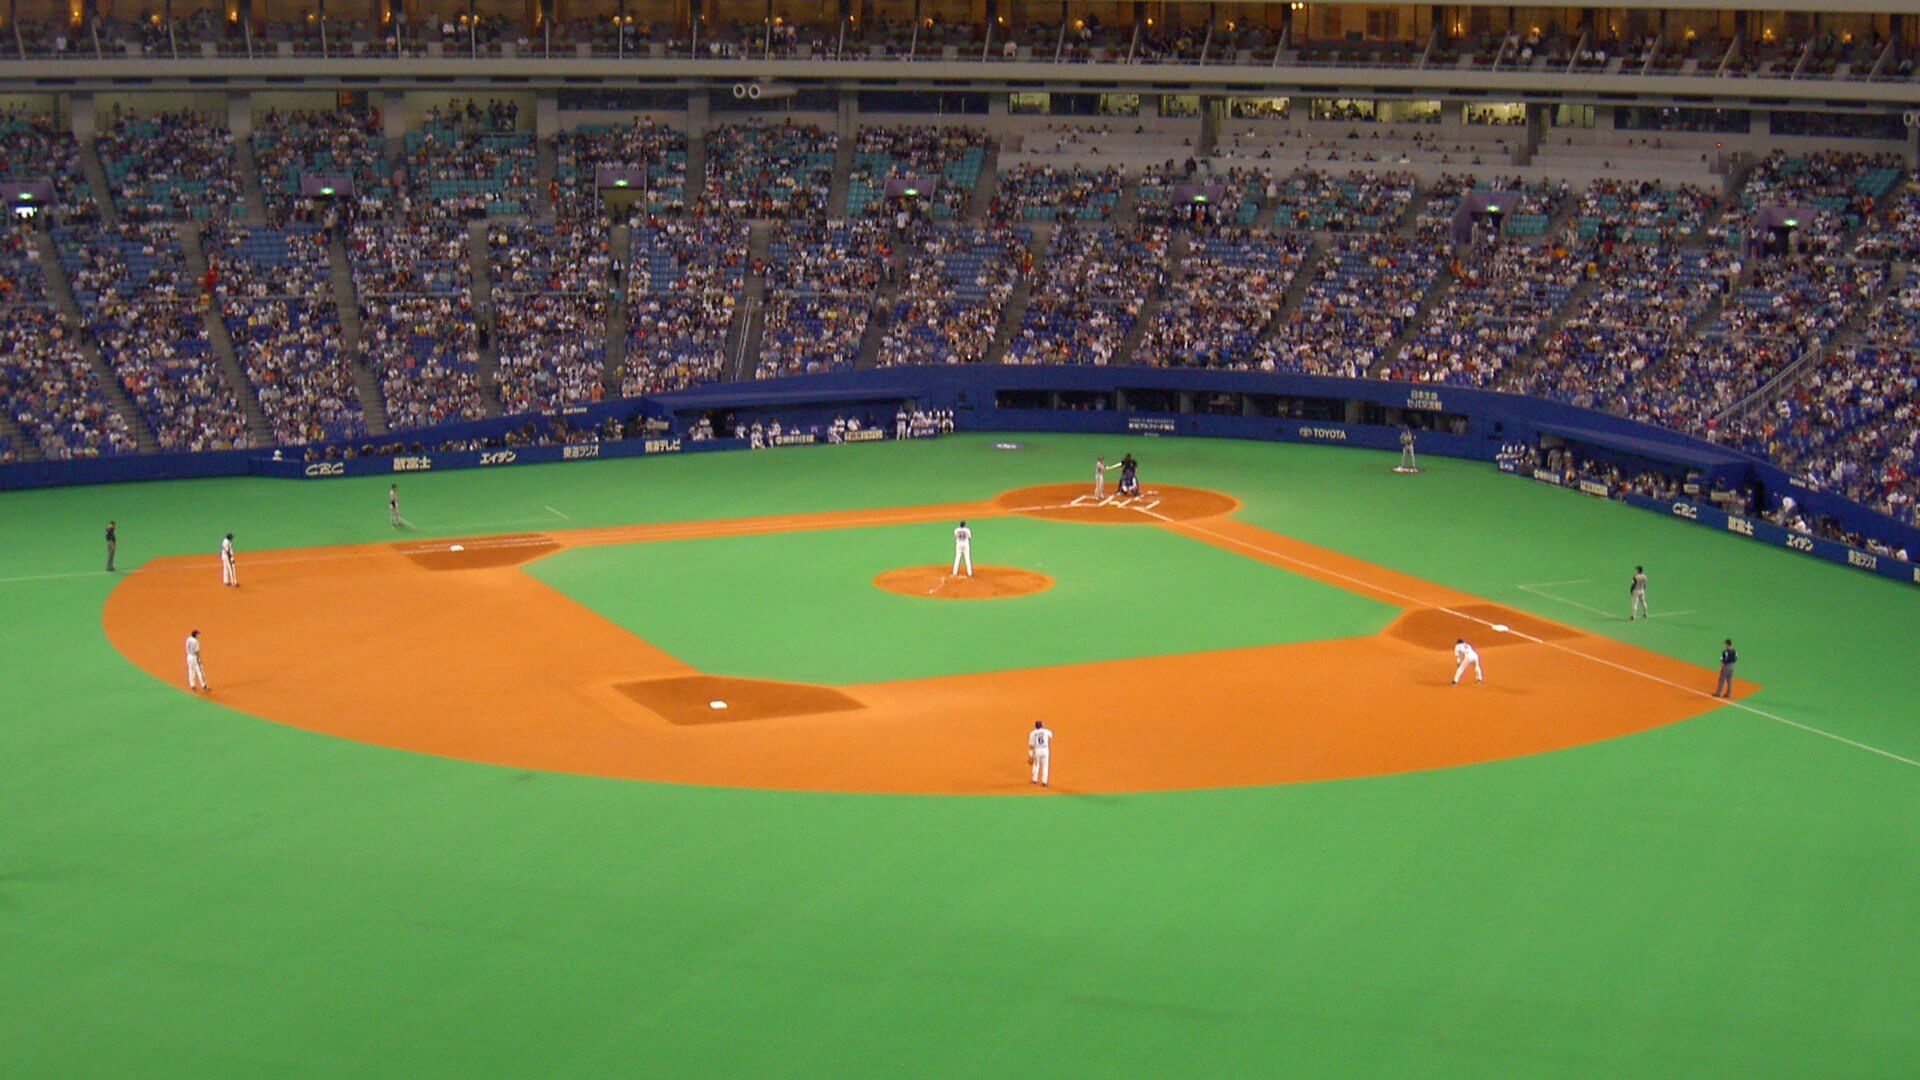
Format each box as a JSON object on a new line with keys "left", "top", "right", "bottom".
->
{"left": 1028, "top": 721, "right": 1053, "bottom": 787}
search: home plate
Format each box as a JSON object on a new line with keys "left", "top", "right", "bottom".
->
{"left": 1492, "top": 623, "right": 1510, "bottom": 633}
{"left": 709, "top": 700, "right": 728, "bottom": 710}
{"left": 449, "top": 544, "right": 465, "bottom": 552}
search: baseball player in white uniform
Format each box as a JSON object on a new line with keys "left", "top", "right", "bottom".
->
{"left": 1629, "top": 566, "right": 1649, "bottom": 619}
{"left": 952, "top": 520, "right": 973, "bottom": 577}
{"left": 219, "top": 532, "right": 238, "bottom": 587}
{"left": 1093, "top": 456, "right": 1111, "bottom": 498}
{"left": 1028, "top": 720, "right": 1053, "bottom": 786}
{"left": 186, "top": 630, "right": 208, "bottom": 691}
{"left": 1452, "top": 638, "right": 1483, "bottom": 684}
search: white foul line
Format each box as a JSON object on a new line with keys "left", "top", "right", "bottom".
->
{"left": 545, "top": 505, "right": 571, "bottom": 521}
{"left": 1520, "top": 582, "right": 1695, "bottom": 620}
{"left": 1517, "top": 583, "right": 1620, "bottom": 620}
{"left": 1129, "top": 506, "right": 1920, "bottom": 772}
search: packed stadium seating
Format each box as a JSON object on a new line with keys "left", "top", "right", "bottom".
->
{"left": 208, "top": 223, "right": 367, "bottom": 444}
{"left": 1381, "top": 240, "right": 1582, "bottom": 386}
{"left": 1135, "top": 228, "right": 1310, "bottom": 368}
{"left": 253, "top": 108, "right": 394, "bottom": 220}
{"left": 759, "top": 220, "right": 891, "bottom": 377}
{"left": 4, "top": 91, "right": 1918, "bottom": 551}
{"left": 96, "top": 111, "right": 243, "bottom": 223}
{"left": 993, "top": 164, "right": 1126, "bottom": 222}
{"left": 1008, "top": 225, "right": 1168, "bottom": 365}
{"left": 702, "top": 122, "right": 835, "bottom": 217}
{"left": 56, "top": 222, "right": 249, "bottom": 451}
{"left": 403, "top": 102, "right": 537, "bottom": 217}
{"left": 488, "top": 221, "right": 612, "bottom": 412}
{"left": 1731, "top": 270, "right": 1920, "bottom": 524}
{"left": 881, "top": 225, "right": 1029, "bottom": 366}
{"left": 556, "top": 119, "right": 687, "bottom": 221}
{"left": 0, "top": 111, "right": 96, "bottom": 221}
{"left": 0, "top": 220, "right": 135, "bottom": 458}
{"left": 624, "top": 219, "right": 748, "bottom": 394}
{"left": 1258, "top": 235, "right": 1446, "bottom": 377}
{"left": 846, "top": 126, "right": 987, "bottom": 219}
{"left": 347, "top": 216, "right": 488, "bottom": 430}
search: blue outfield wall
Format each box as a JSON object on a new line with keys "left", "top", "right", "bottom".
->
{"left": 4, "top": 365, "right": 1916, "bottom": 586}
{"left": 1619, "top": 493, "right": 1920, "bottom": 589}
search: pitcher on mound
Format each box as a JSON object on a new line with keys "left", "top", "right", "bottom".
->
{"left": 952, "top": 520, "right": 973, "bottom": 577}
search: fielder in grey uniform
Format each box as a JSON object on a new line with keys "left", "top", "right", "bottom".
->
{"left": 1397, "top": 428, "right": 1417, "bottom": 472}
{"left": 1629, "top": 566, "right": 1649, "bottom": 619}
{"left": 1714, "top": 639, "right": 1737, "bottom": 697}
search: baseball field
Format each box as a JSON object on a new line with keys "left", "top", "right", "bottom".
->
{"left": 5, "top": 433, "right": 1918, "bottom": 1076}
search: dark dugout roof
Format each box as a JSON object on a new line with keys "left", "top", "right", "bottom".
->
{"left": 1536, "top": 423, "right": 1750, "bottom": 471}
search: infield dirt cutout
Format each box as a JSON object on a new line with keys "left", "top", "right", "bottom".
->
{"left": 102, "top": 484, "right": 1754, "bottom": 794}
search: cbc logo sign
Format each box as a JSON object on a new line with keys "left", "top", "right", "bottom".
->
{"left": 732, "top": 83, "right": 765, "bottom": 100}
{"left": 1905, "top": 111, "right": 1920, "bottom": 128}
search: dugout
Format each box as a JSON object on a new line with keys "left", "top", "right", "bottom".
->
{"left": 1534, "top": 423, "right": 1755, "bottom": 502}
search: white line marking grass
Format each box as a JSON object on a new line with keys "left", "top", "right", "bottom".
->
{"left": 1520, "top": 582, "right": 1697, "bottom": 621}
{"left": 1136, "top": 508, "right": 1920, "bottom": 772}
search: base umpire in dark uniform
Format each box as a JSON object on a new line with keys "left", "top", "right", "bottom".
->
{"left": 1714, "top": 639, "right": 1737, "bottom": 697}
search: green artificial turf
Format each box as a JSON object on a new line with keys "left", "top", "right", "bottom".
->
{"left": 3, "top": 434, "right": 1918, "bottom": 1078}
{"left": 525, "top": 515, "right": 1395, "bottom": 683}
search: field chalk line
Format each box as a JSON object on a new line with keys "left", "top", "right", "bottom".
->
{"left": 13, "top": 493, "right": 1909, "bottom": 771}
{"left": 1132, "top": 506, "right": 1920, "bottom": 773}
{"left": 1518, "top": 582, "right": 1696, "bottom": 620}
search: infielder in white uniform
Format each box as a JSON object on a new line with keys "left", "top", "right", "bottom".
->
{"left": 1452, "top": 638, "right": 1483, "bottom": 685}
{"left": 1629, "top": 566, "right": 1649, "bottom": 619}
{"left": 1028, "top": 720, "right": 1053, "bottom": 786}
{"left": 952, "top": 520, "right": 973, "bottom": 577}
{"left": 186, "top": 629, "right": 208, "bottom": 691}
{"left": 219, "top": 532, "right": 238, "bottom": 587}
{"left": 1093, "top": 456, "right": 1111, "bottom": 498}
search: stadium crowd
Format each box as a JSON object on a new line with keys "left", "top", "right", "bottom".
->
{"left": 7, "top": 103, "right": 1920, "bottom": 558}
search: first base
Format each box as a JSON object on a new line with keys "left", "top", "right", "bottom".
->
{"left": 709, "top": 700, "right": 728, "bottom": 710}
{"left": 449, "top": 544, "right": 465, "bottom": 552}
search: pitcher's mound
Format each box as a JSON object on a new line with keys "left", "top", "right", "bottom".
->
{"left": 873, "top": 565, "right": 1054, "bottom": 600}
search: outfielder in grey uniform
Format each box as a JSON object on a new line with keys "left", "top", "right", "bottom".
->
{"left": 1629, "top": 566, "right": 1649, "bottom": 619}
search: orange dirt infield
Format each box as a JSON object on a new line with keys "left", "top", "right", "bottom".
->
{"left": 100, "top": 487, "right": 1755, "bottom": 794}
{"left": 873, "top": 565, "right": 1054, "bottom": 599}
